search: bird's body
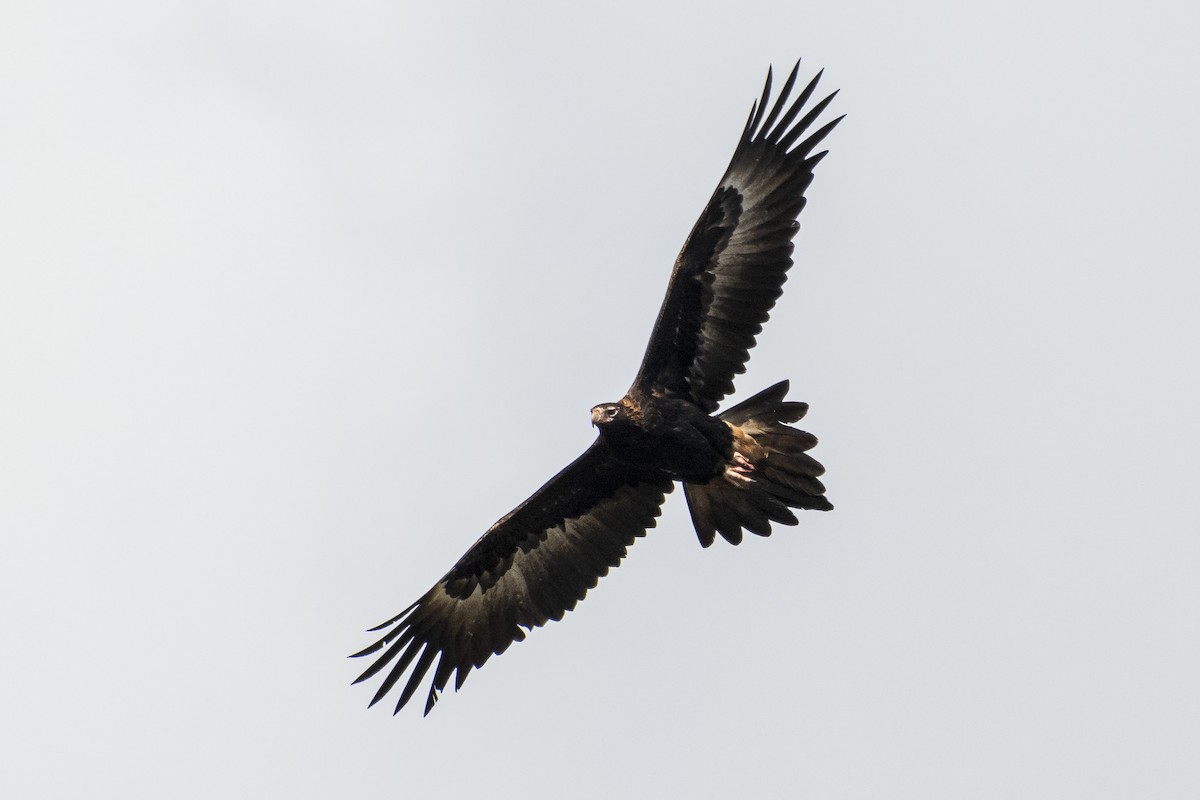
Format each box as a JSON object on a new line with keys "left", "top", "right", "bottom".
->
{"left": 593, "top": 390, "right": 732, "bottom": 482}
{"left": 353, "top": 61, "right": 843, "bottom": 715}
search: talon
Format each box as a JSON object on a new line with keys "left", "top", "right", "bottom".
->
{"left": 732, "top": 451, "right": 755, "bottom": 473}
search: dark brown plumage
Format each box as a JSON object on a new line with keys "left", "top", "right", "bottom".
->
{"left": 352, "top": 61, "right": 842, "bottom": 715}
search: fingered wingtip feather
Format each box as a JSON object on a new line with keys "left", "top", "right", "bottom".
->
{"left": 741, "top": 100, "right": 759, "bottom": 139}
{"left": 746, "top": 66, "right": 773, "bottom": 136}
{"left": 423, "top": 688, "right": 440, "bottom": 716}
{"left": 781, "top": 94, "right": 842, "bottom": 153}
{"left": 759, "top": 61, "right": 802, "bottom": 138}
{"left": 798, "top": 114, "right": 846, "bottom": 165}
{"left": 348, "top": 643, "right": 380, "bottom": 660}
{"left": 365, "top": 600, "right": 417, "bottom": 633}
{"left": 367, "top": 665, "right": 403, "bottom": 707}
{"left": 350, "top": 657, "right": 380, "bottom": 683}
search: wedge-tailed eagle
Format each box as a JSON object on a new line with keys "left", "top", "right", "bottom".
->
{"left": 352, "top": 61, "right": 842, "bottom": 715}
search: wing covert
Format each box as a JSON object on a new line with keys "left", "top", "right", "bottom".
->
{"left": 351, "top": 441, "right": 671, "bottom": 715}
{"left": 634, "top": 62, "right": 843, "bottom": 411}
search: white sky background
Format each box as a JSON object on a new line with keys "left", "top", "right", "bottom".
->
{"left": 3, "top": 1, "right": 1199, "bottom": 797}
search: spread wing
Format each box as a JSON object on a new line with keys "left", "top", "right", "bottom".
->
{"left": 634, "top": 62, "right": 843, "bottom": 412}
{"left": 351, "top": 441, "right": 672, "bottom": 715}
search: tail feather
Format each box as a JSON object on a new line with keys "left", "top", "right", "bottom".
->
{"left": 684, "top": 380, "right": 831, "bottom": 547}
{"left": 757, "top": 431, "right": 819, "bottom": 454}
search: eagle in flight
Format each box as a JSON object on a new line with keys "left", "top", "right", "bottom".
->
{"left": 352, "top": 61, "right": 842, "bottom": 715}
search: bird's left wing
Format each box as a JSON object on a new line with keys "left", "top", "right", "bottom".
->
{"left": 351, "top": 440, "right": 672, "bottom": 715}
{"left": 633, "top": 62, "right": 842, "bottom": 412}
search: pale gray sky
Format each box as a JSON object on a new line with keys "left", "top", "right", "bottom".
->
{"left": 4, "top": 1, "right": 1199, "bottom": 798}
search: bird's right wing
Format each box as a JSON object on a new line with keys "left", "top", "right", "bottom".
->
{"left": 351, "top": 440, "right": 672, "bottom": 715}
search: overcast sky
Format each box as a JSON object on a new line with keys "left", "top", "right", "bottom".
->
{"left": 4, "top": 2, "right": 1199, "bottom": 798}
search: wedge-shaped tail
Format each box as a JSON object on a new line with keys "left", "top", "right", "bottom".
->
{"left": 684, "top": 380, "right": 831, "bottom": 547}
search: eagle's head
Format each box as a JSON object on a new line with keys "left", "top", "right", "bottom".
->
{"left": 590, "top": 403, "right": 622, "bottom": 428}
